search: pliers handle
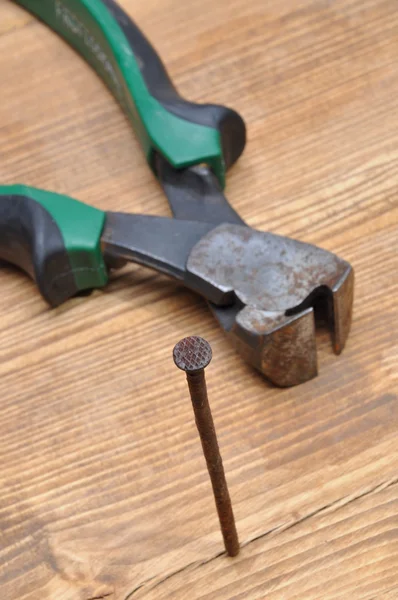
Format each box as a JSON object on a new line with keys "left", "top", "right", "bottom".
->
{"left": 0, "top": 185, "right": 216, "bottom": 307}
{"left": 15, "top": 0, "right": 245, "bottom": 188}
{"left": 1, "top": 0, "right": 247, "bottom": 306}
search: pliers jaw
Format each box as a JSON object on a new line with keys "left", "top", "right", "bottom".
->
{"left": 223, "top": 267, "right": 353, "bottom": 387}
{"left": 186, "top": 224, "right": 354, "bottom": 386}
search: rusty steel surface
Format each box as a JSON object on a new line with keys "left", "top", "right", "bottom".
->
{"left": 173, "top": 337, "right": 240, "bottom": 557}
{"left": 187, "top": 224, "right": 354, "bottom": 387}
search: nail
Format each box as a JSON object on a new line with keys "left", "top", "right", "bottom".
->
{"left": 173, "top": 336, "right": 240, "bottom": 557}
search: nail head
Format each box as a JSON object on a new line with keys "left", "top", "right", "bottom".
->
{"left": 173, "top": 336, "right": 213, "bottom": 372}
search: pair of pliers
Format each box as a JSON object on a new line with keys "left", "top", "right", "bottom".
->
{"left": 1, "top": 0, "right": 354, "bottom": 386}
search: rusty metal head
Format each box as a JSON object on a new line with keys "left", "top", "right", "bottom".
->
{"left": 186, "top": 224, "right": 354, "bottom": 386}
{"left": 173, "top": 336, "right": 213, "bottom": 373}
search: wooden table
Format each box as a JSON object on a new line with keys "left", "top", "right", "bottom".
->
{"left": 0, "top": 0, "right": 397, "bottom": 598}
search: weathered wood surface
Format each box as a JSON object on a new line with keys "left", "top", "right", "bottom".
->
{"left": 0, "top": 0, "right": 397, "bottom": 598}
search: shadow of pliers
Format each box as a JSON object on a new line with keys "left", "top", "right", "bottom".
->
{"left": 2, "top": 0, "right": 354, "bottom": 386}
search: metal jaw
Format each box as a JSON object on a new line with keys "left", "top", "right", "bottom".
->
{"left": 186, "top": 224, "right": 354, "bottom": 387}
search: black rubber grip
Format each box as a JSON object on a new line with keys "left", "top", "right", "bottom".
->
{"left": 0, "top": 195, "right": 77, "bottom": 306}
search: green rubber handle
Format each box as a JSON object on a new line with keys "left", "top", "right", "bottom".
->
{"left": 0, "top": 185, "right": 108, "bottom": 306}
{"left": 14, "top": 0, "right": 246, "bottom": 188}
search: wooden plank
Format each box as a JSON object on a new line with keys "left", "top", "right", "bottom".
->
{"left": 0, "top": 1, "right": 33, "bottom": 35}
{"left": 0, "top": 0, "right": 397, "bottom": 598}
{"left": 134, "top": 482, "right": 398, "bottom": 599}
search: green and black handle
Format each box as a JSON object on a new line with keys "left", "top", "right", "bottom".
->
{"left": 0, "top": 186, "right": 108, "bottom": 306}
{"left": 1, "top": 0, "right": 246, "bottom": 306}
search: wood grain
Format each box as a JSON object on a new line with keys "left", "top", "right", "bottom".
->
{"left": 0, "top": 0, "right": 397, "bottom": 599}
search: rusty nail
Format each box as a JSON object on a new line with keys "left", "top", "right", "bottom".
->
{"left": 173, "top": 336, "right": 240, "bottom": 557}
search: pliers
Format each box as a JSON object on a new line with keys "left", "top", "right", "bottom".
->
{"left": 1, "top": 0, "right": 354, "bottom": 387}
